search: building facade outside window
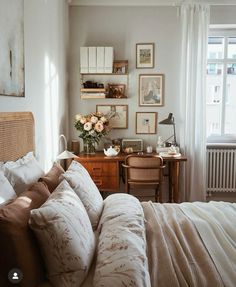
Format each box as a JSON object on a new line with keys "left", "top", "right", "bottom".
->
{"left": 206, "top": 28, "right": 236, "bottom": 140}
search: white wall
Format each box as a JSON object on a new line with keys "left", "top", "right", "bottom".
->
{"left": 0, "top": 0, "right": 69, "bottom": 171}
{"left": 69, "top": 6, "right": 182, "bottom": 150}
{"left": 210, "top": 5, "right": 236, "bottom": 24}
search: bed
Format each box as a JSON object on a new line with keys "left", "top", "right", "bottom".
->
{"left": 0, "top": 112, "right": 235, "bottom": 287}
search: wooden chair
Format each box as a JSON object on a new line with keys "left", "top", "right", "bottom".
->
{"left": 122, "top": 154, "right": 165, "bottom": 202}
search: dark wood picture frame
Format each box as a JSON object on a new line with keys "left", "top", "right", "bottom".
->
{"left": 136, "top": 43, "right": 154, "bottom": 69}
{"left": 139, "top": 74, "right": 164, "bottom": 107}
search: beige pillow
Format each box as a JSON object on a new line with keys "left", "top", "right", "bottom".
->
{"left": 0, "top": 172, "right": 16, "bottom": 205}
{"left": 29, "top": 180, "right": 96, "bottom": 287}
{"left": 60, "top": 160, "right": 103, "bottom": 230}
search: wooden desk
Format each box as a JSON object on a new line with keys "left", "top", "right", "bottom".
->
{"left": 75, "top": 152, "right": 187, "bottom": 203}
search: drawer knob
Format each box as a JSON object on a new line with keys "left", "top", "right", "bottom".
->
{"left": 94, "top": 179, "right": 102, "bottom": 186}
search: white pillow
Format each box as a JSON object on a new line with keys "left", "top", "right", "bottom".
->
{"left": 5, "top": 155, "right": 44, "bottom": 195}
{"left": 29, "top": 180, "right": 96, "bottom": 287}
{"left": 2, "top": 151, "right": 34, "bottom": 171}
{"left": 0, "top": 172, "right": 17, "bottom": 205}
{"left": 60, "top": 160, "right": 103, "bottom": 230}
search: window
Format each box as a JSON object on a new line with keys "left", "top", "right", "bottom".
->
{"left": 206, "top": 29, "right": 236, "bottom": 140}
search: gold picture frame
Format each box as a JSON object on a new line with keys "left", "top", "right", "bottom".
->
{"left": 96, "top": 105, "right": 128, "bottom": 129}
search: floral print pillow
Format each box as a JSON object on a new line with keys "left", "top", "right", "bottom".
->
{"left": 94, "top": 193, "right": 151, "bottom": 287}
{"left": 29, "top": 180, "right": 96, "bottom": 287}
{"left": 60, "top": 160, "right": 103, "bottom": 230}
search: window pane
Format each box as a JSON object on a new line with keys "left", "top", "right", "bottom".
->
{"left": 206, "top": 64, "right": 223, "bottom": 137}
{"left": 227, "top": 37, "right": 236, "bottom": 59}
{"left": 225, "top": 66, "right": 236, "bottom": 134}
{"left": 208, "top": 37, "right": 224, "bottom": 59}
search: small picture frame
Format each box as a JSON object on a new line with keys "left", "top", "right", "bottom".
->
{"left": 107, "top": 84, "right": 126, "bottom": 98}
{"left": 113, "top": 60, "right": 128, "bottom": 74}
{"left": 139, "top": 74, "right": 164, "bottom": 106}
{"left": 136, "top": 43, "right": 154, "bottom": 69}
{"left": 96, "top": 105, "right": 128, "bottom": 129}
{"left": 136, "top": 112, "right": 157, "bottom": 134}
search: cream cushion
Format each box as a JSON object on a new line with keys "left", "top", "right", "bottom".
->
{"left": 5, "top": 153, "right": 44, "bottom": 195}
{"left": 0, "top": 172, "right": 17, "bottom": 205}
{"left": 60, "top": 160, "right": 103, "bottom": 230}
{"left": 94, "top": 193, "right": 151, "bottom": 287}
{"left": 29, "top": 180, "right": 96, "bottom": 287}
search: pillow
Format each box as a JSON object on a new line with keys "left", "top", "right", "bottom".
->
{"left": 5, "top": 155, "right": 44, "bottom": 195}
{"left": 60, "top": 160, "right": 103, "bottom": 230}
{"left": 2, "top": 151, "right": 34, "bottom": 171}
{"left": 39, "top": 162, "right": 65, "bottom": 192}
{"left": 0, "top": 182, "right": 50, "bottom": 287}
{"left": 0, "top": 172, "right": 17, "bottom": 206}
{"left": 29, "top": 180, "right": 96, "bottom": 287}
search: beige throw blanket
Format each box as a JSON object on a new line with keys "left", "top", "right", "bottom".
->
{"left": 180, "top": 201, "right": 236, "bottom": 287}
{"left": 142, "top": 202, "right": 224, "bottom": 287}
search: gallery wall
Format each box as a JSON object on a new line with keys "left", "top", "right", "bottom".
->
{"left": 69, "top": 5, "right": 236, "bottom": 152}
{"left": 0, "top": 0, "right": 69, "bottom": 171}
{"left": 69, "top": 6, "right": 182, "bottom": 150}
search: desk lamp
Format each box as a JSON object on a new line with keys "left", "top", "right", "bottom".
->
{"left": 159, "top": 113, "right": 177, "bottom": 146}
{"left": 57, "top": 134, "right": 79, "bottom": 160}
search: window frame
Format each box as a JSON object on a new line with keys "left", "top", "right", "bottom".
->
{"left": 207, "top": 26, "right": 236, "bottom": 143}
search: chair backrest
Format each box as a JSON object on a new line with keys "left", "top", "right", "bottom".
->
{"left": 124, "top": 154, "right": 164, "bottom": 183}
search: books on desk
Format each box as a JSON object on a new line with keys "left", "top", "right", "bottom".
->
{"left": 159, "top": 152, "right": 181, "bottom": 158}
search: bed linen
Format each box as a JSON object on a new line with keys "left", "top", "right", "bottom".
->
{"left": 92, "top": 196, "right": 236, "bottom": 287}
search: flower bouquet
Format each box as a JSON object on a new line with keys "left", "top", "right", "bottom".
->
{"left": 74, "top": 112, "right": 110, "bottom": 154}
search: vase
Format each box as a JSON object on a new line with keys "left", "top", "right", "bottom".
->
{"left": 83, "top": 140, "right": 96, "bottom": 154}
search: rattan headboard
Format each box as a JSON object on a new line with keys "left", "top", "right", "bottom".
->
{"left": 0, "top": 112, "right": 35, "bottom": 162}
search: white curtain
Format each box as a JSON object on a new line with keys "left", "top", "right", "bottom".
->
{"left": 179, "top": 3, "right": 210, "bottom": 202}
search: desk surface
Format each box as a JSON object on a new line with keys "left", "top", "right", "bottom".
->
{"left": 77, "top": 151, "right": 187, "bottom": 162}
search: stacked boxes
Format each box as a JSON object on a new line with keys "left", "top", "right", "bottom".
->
{"left": 80, "top": 47, "right": 114, "bottom": 74}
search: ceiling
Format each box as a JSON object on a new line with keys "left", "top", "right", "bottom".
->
{"left": 69, "top": 0, "right": 236, "bottom": 6}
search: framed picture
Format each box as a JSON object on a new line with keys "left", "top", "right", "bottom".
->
{"left": 136, "top": 112, "right": 157, "bottom": 134}
{"left": 107, "top": 84, "right": 126, "bottom": 98}
{"left": 139, "top": 74, "right": 164, "bottom": 106}
{"left": 136, "top": 43, "right": 154, "bottom": 69}
{"left": 0, "top": 0, "right": 24, "bottom": 97}
{"left": 96, "top": 105, "right": 128, "bottom": 129}
{"left": 113, "top": 60, "right": 128, "bottom": 74}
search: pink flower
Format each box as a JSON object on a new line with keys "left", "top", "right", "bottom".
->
{"left": 95, "top": 122, "right": 104, "bottom": 132}
{"left": 80, "top": 117, "right": 87, "bottom": 124}
{"left": 91, "top": 116, "right": 98, "bottom": 123}
{"left": 100, "top": 116, "right": 107, "bottom": 123}
{"left": 84, "top": 122, "right": 92, "bottom": 131}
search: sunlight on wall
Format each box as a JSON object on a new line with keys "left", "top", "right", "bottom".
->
{"left": 44, "top": 53, "right": 59, "bottom": 171}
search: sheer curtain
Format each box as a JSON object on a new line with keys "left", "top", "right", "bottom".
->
{"left": 179, "top": 3, "right": 210, "bottom": 202}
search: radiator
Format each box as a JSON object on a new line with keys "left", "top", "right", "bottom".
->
{"left": 207, "top": 146, "right": 236, "bottom": 194}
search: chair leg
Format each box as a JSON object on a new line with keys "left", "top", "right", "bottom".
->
{"left": 159, "top": 183, "right": 163, "bottom": 203}
{"left": 155, "top": 186, "right": 159, "bottom": 202}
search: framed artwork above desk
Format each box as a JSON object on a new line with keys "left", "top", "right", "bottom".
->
{"left": 75, "top": 152, "right": 187, "bottom": 203}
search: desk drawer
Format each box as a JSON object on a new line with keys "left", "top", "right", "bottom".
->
{"left": 92, "top": 176, "right": 119, "bottom": 191}
{"left": 82, "top": 162, "right": 118, "bottom": 177}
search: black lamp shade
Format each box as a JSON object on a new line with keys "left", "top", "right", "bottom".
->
{"left": 159, "top": 113, "right": 174, "bottom": 125}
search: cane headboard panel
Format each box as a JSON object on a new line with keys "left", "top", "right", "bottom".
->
{"left": 0, "top": 112, "right": 35, "bottom": 162}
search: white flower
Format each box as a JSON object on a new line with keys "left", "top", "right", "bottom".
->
{"left": 80, "top": 117, "right": 87, "bottom": 124}
{"left": 100, "top": 116, "right": 107, "bottom": 123}
{"left": 75, "top": 114, "right": 82, "bottom": 121}
{"left": 89, "top": 130, "right": 95, "bottom": 135}
{"left": 97, "top": 120, "right": 104, "bottom": 125}
{"left": 84, "top": 122, "right": 92, "bottom": 131}
{"left": 91, "top": 116, "right": 98, "bottom": 123}
{"left": 95, "top": 122, "right": 104, "bottom": 132}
